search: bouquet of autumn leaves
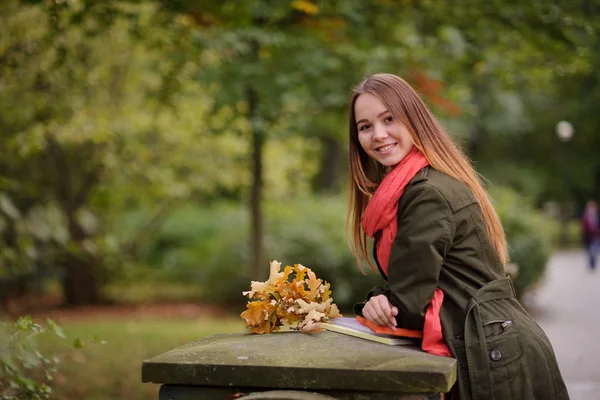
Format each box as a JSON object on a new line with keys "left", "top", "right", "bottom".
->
{"left": 241, "top": 260, "right": 341, "bottom": 334}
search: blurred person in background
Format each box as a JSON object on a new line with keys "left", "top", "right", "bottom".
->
{"left": 582, "top": 199, "right": 599, "bottom": 271}
{"left": 347, "top": 73, "right": 569, "bottom": 400}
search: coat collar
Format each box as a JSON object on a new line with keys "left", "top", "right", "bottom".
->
{"left": 409, "top": 165, "right": 429, "bottom": 185}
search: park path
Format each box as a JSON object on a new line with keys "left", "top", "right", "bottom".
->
{"left": 526, "top": 249, "right": 600, "bottom": 400}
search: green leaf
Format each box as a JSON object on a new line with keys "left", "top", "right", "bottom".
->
{"left": 15, "top": 316, "right": 33, "bottom": 331}
{"left": 92, "top": 334, "right": 107, "bottom": 345}
{"left": 0, "top": 193, "right": 21, "bottom": 220}
{"left": 73, "top": 338, "right": 84, "bottom": 349}
{"left": 46, "top": 319, "right": 66, "bottom": 340}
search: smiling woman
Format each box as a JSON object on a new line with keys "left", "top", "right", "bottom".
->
{"left": 346, "top": 73, "right": 569, "bottom": 400}
{"left": 354, "top": 93, "right": 414, "bottom": 167}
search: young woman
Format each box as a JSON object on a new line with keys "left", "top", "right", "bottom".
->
{"left": 347, "top": 73, "right": 569, "bottom": 400}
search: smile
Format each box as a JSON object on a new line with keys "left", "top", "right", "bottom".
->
{"left": 376, "top": 143, "right": 397, "bottom": 152}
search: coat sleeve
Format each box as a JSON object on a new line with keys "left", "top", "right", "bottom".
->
{"left": 353, "top": 285, "right": 391, "bottom": 316}
{"left": 387, "top": 183, "right": 454, "bottom": 330}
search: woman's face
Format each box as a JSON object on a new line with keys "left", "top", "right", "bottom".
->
{"left": 354, "top": 93, "right": 413, "bottom": 167}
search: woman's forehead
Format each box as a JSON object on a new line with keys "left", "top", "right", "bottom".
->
{"left": 354, "top": 93, "right": 387, "bottom": 119}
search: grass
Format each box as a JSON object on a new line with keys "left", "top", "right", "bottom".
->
{"left": 103, "top": 280, "right": 207, "bottom": 304}
{"left": 36, "top": 316, "right": 245, "bottom": 400}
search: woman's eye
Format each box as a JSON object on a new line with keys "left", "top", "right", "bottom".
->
{"left": 384, "top": 116, "right": 393, "bottom": 123}
{"left": 359, "top": 124, "right": 370, "bottom": 131}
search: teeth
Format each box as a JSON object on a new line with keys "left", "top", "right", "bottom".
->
{"left": 378, "top": 144, "right": 395, "bottom": 152}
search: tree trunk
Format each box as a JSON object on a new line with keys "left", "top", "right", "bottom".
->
{"left": 45, "top": 136, "right": 102, "bottom": 305}
{"left": 247, "top": 84, "right": 265, "bottom": 280}
{"left": 62, "top": 256, "right": 100, "bottom": 305}
{"left": 246, "top": 35, "right": 266, "bottom": 280}
{"left": 315, "top": 136, "right": 343, "bottom": 193}
{"left": 61, "top": 213, "right": 101, "bottom": 305}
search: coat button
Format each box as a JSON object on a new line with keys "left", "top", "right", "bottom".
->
{"left": 490, "top": 349, "right": 502, "bottom": 361}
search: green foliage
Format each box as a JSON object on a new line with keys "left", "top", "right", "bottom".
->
{"left": 0, "top": 193, "right": 66, "bottom": 303}
{"left": 130, "top": 198, "right": 381, "bottom": 312}
{"left": 492, "top": 187, "right": 554, "bottom": 298}
{"left": 0, "top": 1, "right": 253, "bottom": 302}
{"left": 0, "top": 316, "right": 62, "bottom": 400}
{"left": 264, "top": 196, "right": 382, "bottom": 310}
{"left": 2, "top": 0, "right": 598, "bottom": 306}
{"left": 0, "top": 315, "right": 106, "bottom": 400}
{"left": 481, "top": 162, "right": 549, "bottom": 205}
{"left": 128, "top": 188, "right": 556, "bottom": 308}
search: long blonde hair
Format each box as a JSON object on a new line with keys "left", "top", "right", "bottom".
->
{"left": 347, "top": 73, "right": 508, "bottom": 272}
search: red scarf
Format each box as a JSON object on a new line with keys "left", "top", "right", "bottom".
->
{"left": 362, "top": 147, "right": 451, "bottom": 357}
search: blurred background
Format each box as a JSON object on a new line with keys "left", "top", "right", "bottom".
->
{"left": 1, "top": 0, "right": 599, "bottom": 399}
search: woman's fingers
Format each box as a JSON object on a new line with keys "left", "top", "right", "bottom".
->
{"left": 371, "top": 296, "right": 393, "bottom": 327}
{"left": 363, "top": 303, "right": 384, "bottom": 326}
{"left": 362, "top": 307, "right": 381, "bottom": 327}
{"left": 364, "top": 295, "right": 397, "bottom": 328}
{"left": 366, "top": 298, "right": 388, "bottom": 326}
{"left": 373, "top": 296, "right": 397, "bottom": 328}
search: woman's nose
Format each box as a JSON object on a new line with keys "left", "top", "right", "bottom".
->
{"left": 372, "top": 123, "right": 388, "bottom": 140}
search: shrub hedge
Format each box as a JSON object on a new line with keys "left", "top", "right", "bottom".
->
{"left": 491, "top": 187, "right": 554, "bottom": 298}
{"left": 133, "top": 187, "right": 553, "bottom": 310}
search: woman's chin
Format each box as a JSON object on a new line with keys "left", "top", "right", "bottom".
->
{"left": 378, "top": 152, "right": 409, "bottom": 167}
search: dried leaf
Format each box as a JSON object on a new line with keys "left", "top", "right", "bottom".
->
{"left": 320, "top": 283, "right": 332, "bottom": 301}
{"left": 295, "top": 299, "right": 326, "bottom": 314}
{"left": 305, "top": 270, "right": 322, "bottom": 300}
{"left": 268, "top": 260, "right": 285, "bottom": 283}
{"left": 241, "top": 301, "right": 267, "bottom": 326}
{"left": 299, "top": 309, "right": 326, "bottom": 332}
{"left": 293, "top": 264, "right": 307, "bottom": 282}
{"left": 240, "top": 260, "right": 341, "bottom": 334}
{"left": 328, "top": 303, "right": 341, "bottom": 318}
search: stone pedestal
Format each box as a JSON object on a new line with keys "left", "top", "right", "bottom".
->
{"left": 142, "top": 331, "right": 456, "bottom": 399}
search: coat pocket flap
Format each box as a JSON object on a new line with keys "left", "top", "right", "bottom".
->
{"left": 485, "top": 331, "right": 523, "bottom": 368}
{"left": 453, "top": 331, "right": 523, "bottom": 369}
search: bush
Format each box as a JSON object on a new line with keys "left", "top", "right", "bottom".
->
{"left": 492, "top": 187, "right": 554, "bottom": 298}
{"left": 264, "top": 196, "right": 382, "bottom": 311}
{"left": 130, "top": 187, "right": 553, "bottom": 309}
{"left": 1, "top": 316, "right": 64, "bottom": 400}
{"left": 0, "top": 316, "right": 104, "bottom": 400}
{"left": 133, "top": 198, "right": 382, "bottom": 312}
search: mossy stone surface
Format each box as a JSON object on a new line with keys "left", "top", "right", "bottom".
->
{"left": 142, "top": 331, "right": 456, "bottom": 393}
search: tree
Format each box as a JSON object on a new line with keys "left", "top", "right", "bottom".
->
{"left": 164, "top": 0, "right": 600, "bottom": 278}
{"left": 163, "top": 0, "right": 366, "bottom": 278}
{"left": 0, "top": 1, "right": 248, "bottom": 304}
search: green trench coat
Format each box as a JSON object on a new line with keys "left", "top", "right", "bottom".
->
{"left": 354, "top": 167, "right": 569, "bottom": 400}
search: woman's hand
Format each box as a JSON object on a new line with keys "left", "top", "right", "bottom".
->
{"left": 362, "top": 294, "right": 398, "bottom": 328}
